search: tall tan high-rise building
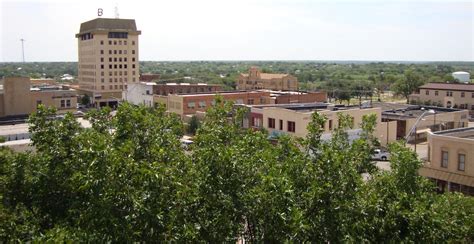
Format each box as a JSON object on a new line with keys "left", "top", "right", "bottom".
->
{"left": 76, "top": 18, "right": 141, "bottom": 107}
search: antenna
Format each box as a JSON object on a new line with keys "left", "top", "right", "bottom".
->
{"left": 114, "top": 4, "right": 119, "bottom": 18}
{"left": 20, "top": 38, "right": 25, "bottom": 63}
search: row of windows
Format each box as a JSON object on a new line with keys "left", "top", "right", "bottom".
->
{"left": 100, "top": 64, "right": 136, "bottom": 70}
{"left": 441, "top": 151, "right": 465, "bottom": 171}
{"left": 100, "top": 39, "right": 135, "bottom": 45}
{"left": 101, "top": 71, "right": 129, "bottom": 76}
{"left": 186, "top": 99, "right": 246, "bottom": 109}
{"left": 426, "top": 90, "right": 473, "bottom": 98}
{"left": 100, "top": 49, "right": 136, "bottom": 55}
{"left": 108, "top": 32, "right": 129, "bottom": 39}
{"left": 80, "top": 33, "right": 93, "bottom": 40}
{"left": 100, "top": 57, "right": 136, "bottom": 63}
{"left": 101, "top": 77, "right": 133, "bottom": 83}
{"left": 101, "top": 84, "right": 126, "bottom": 90}
{"left": 268, "top": 118, "right": 296, "bottom": 133}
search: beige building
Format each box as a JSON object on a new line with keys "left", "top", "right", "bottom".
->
{"left": 246, "top": 103, "right": 397, "bottom": 146}
{"left": 410, "top": 82, "right": 474, "bottom": 116}
{"left": 76, "top": 18, "right": 141, "bottom": 107}
{"left": 0, "top": 77, "right": 77, "bottom": 118}
{"left": 237, "top": 67, "right": 298, "bottom": 91}
{"left": 419, "top": 128, "right": 474, "bottom": 196}
{"left": 376, "top": 103, "right": 469, "bottom": 141}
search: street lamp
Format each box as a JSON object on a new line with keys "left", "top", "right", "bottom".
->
{"left": 405, "top": 108, "right": 435, "bottom": 153}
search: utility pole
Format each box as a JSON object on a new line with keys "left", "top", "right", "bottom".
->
{"left": 20, "top": 38, "right": 25, "bottom": 63}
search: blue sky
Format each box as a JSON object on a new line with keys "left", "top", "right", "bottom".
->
{"left": 1, "top": 0, "right": 472, "bottom": 61}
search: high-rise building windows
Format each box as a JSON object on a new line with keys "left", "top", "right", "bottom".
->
{"left": 132, "top": 71, "right": 135, "bottom": 75}
{"left": 124, "top": 71, "right": 128, "bottom": 75}
{"left": 132, "top": 64, "right": 135, "bottom": 68}
{"left": 133, "top": 77, "right": 136, "bottom": 82}
{"left": 132, "top": 50, "right": 135, "bottom": 54}
{"left": 132, "top": 41, "right": 135, "bottom": 45}
{"left": 109, "top": 71, "right": 112, "bottom": 76}
{"left": 119, "top": 64, "right": 122, "bottom": 69}
{"left": 100, "top": 40, "right": 104, "bottom": 45}
{"left": 114, "top": 64, "right": 117, "bottom": 69}
{"left": 114, "top": 71, "right": 118, "bottom": 76}
{"left": 101, "top": 78, "right": 104, "bottom": 83}
{"left": 114, "top": 50, "right": 117, "bottom": 54}
{"left": 109, "top": 50, "right": 112, "bottom": 54}
{"left": 101, "top": 64, "right": 104, "bottom": 69}
{"left": 109, "top": 85, "right": 113, "bottom": 89}
{"left": 119, "top": 58, "right": 122, "bottom": 62}
{"left": 132, "top": 57, "right": 135, "bottom": 62}
{"left": 101, "top": 85, "right": 105, "bottom": 90}
{"left": 119, "top": 71, "right": 122, "bottom": 75}
{"left": 119, "top": 40, "right": 122, "bottom": 45}
{"left": 124, "top": 50, "right": 127, "bottom": 54}
{"left": 124, "top": 58, "right": 128, "bottom": 62}
{"left": 115, "top": 78, "right": 118, "bottom": 82}
{"left": 109, "top": 64, "right": 112, "bottom": 69}
{"left": 101, "top": 71, "right": 104, "bottom": 76}
{"left": 109, "top": 78, "right": 112, "bottom": 82}
{"left": 109, "top": 40, "right": 112, "bottom": 45}
{"left": 124, "top": 41, "right": 127, "bottom": 45}
{"left": 114, "top": 57, "right": 117, "bottom": 62}
{"left": 119, "top": 50, "right": 122, "bottom": 54}
{"left": 100, "top": 57, "right": 104, "bottom": 62}
{"left": 100, "top": 50, "right": 104, "bottom": 54}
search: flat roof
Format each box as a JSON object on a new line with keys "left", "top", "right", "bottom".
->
{"left": 172, "top": 90, "right": 268, "bottom": 97}
{"left": 374, "top": 102, "right": 462, "bottom": 119}
{"left": 433, "top": 127, "right": 474, "bottom": 140}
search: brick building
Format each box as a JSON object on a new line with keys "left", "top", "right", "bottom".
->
{"left": 237, "top": 67, "right": 298, "bottom": 91}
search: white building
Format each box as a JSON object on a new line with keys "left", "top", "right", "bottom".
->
{"left": 123, "top": 82, "right": 154, "bottom": 107}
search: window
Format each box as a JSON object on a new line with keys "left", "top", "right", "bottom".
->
{"left": 101, "top": 85, "right": 105, "bottom": 90}
{"left": 114, "top": 57, "right": 117, "bottom": 62}
{"left": 109, "top": 50, "right": 112, "bottom": 54}
{"left": 114, "top": 64, "right": 117, "bottom": 69}
{"left": 119, "top": 40, "right": 122, "bottom": 45}
{"left": 60, "top": 100, "right": 65, "bottom": 108}
{"left": 461, "top": 92, "right": 465, "bottom": 98}
{"left": 425, "top": 90, "right": 429, "bottom": 95}
{"left": 187, "top": 102, "right": 195, "bottom": 109}
{"left": 114, "top": 85, "right": 118, "bottom": 89}
{"left": 124, "top": 50, "right": 127, "bottom": 54}
{"left": 113, "top": 40, "right": 117, "bottom": 45}
{"left": 124, "top": 58, "right": 128, "bottom": 62}
{"left": 100, "top": 50, "right": 104, "bottom": 54}
{"left": 101, "top": 71, "right": 104, "bottom": 76}
{"left": 100, "top": 40, "right": 104, "bottom": 45}
{"left": 441, "top": 151, "right": 448, "bottom": 168}
{"left": 101, "top": 64, "right": 104, "bottom": 69}
{"left": 268, "top": 118, "right": 276, "bottom": 129}
{"left": 458, "top": 154, "right": 465, "bottom": 171}
{"left": 66, "top": 100, "right": 71, "bottom": 107}
{"left": 109, "top": 40, "right": 112, "bottom": 45}
{"left": 109, "top": 85, "right": 113, "bottom": 89}
{"left": 119, "top": 57, "right": 122, "bottom": 62}
{"left": 109, "top": 64, "right": 112, "bottom": 69}
{"left": 132, "top": 57, "right": 135, "bottom": 62}
{"left": 114, "top": 78, "right": 118, "bottom": 82}
{"left": 132, "top": 50, "right": 135, "bottom": 54}
{"left": 109, "top": 78, "right": 112, "bottom": 82}
{"left": 248, "top": 98, "right": 254, "bottom": 105}
{"left": 114, "top": 50, "right": 117, "bottom": 54}
{"left": 199, "top": 101, "right": 206, "bottom": 108}
{"left": 125, "top": 64, "right": 128, "bottom": 69}
{"left": 132, "top": 64, "right": 136, "bottom": 68}
{"left": 287, "top": 121, "right": 296, "bottom": 133}
{"left": 119, "top": 50, "right": 122, "bottom": 54}
{"left": 472, "top": 93, "right": 474, "bottom": 98}
{"left": 101, "top": 78, "right": 104, "bottom": 83}
{"left": 329, "top": 120, "right": 333, "bottom": 130}
{"left": 108, "top": 32, "right": 128, "bottom": 38}
{"left": 132, "top": 41, "right": 135, "bottom": 45}
{"left": 124, "top": 41, "right": 127, "bottom": 45}
{"left": 279, "top": 119, "right": 283, "bottom": 130}
{"left": 435, "top": 91, "right": 438, "bottom": 96}
{"left": 447, "top": 91, "right": 453, "bottom": 97}
{"left": 119, "top": 64, "right": 122, "bottom": 69}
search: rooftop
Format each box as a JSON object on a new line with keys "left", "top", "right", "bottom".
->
{"left": 241, "top": 73, "right": 289, "bottom": 79}
{"left": 171, "top": 90, "right": 268, "bottom": 97}
{"left": 432, "top": 127, "right": 474, "bottom": 140}
{"left": 77, "top": 18, "right": 140, "bottom": 35}
{"left": 418, "top": 82, "right": 474, "bottom": 91}
{"left": 373, "top": 102, "right": 461, "bottom": 119}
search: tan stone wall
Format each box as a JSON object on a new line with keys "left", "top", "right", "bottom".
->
{"left": 237, "top": 71, "right": 298, "bottom": 91}
{"left": 261, "top": 107, "right": 391, "bottom": 140}
{"left": 416, "top": 88, "right": 474, "bottom": 111}
{"left": 3, "top": 77, "right": 32, "bottom": 116}
{"left": 30, "top": 90, "right": 77, "bottom": 113}
{"left": 0, "top": 94, "right": 4, "bottom": 117}
{"left": 427, "top": 132, "right": 474, "bottom": 177}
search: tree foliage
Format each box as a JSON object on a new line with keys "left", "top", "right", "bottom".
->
{"left": 1, "top": 102, "right": 472, "bottom": 242}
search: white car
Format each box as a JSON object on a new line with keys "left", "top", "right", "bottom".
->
{"left": 372, "top": 149, "right": 390, "bottom": 161}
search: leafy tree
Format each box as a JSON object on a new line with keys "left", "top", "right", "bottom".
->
{"left": 80, "top": 94, "right": 90, "bottom": 106}
{"left": 187, "top": 115, "right": 200, "bottom": 134}
{"left": 392, "top": 70, "right": 425, "bottom": 103}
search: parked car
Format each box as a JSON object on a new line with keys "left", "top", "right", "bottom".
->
{"left": 180, "top": 138, "right": 193, "bottom": 150}
{"left": 372, "top": 149, "right": 390, "bottom": 161}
